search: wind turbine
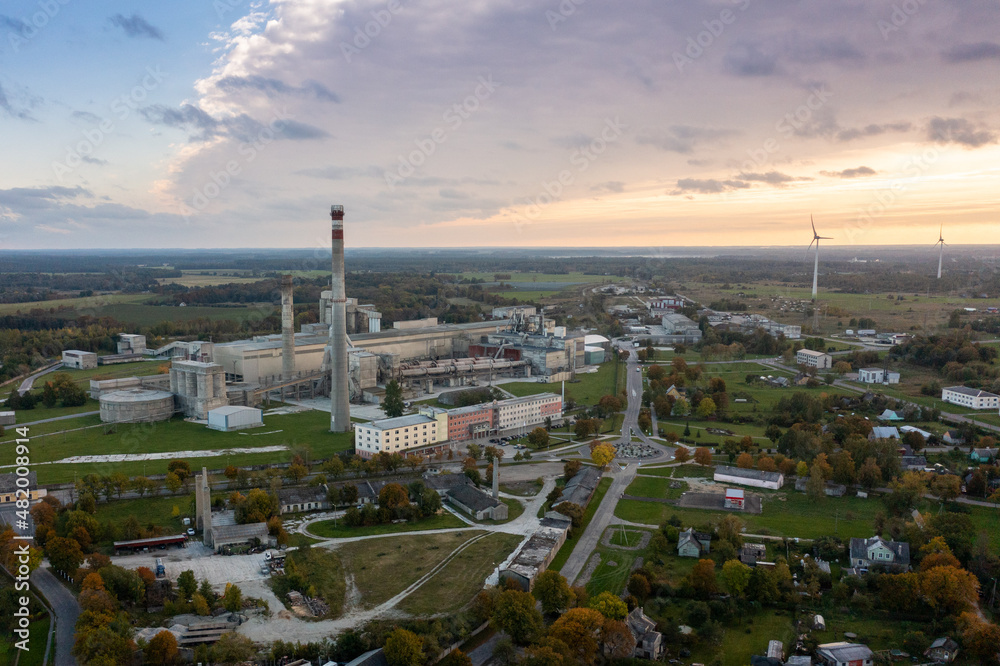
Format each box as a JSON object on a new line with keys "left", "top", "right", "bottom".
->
{"left": 808, "top": 215, "right": 832, "bottom": 300}
{"left": 935, "top": 225, "right": 947, "bottom": 279}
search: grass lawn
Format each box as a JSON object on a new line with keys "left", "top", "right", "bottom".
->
{"left": 18, "top": 614, "right": 51, "bottom": 666}
{"left": 616, "top": 489, "right": 885, "bottom": 540}
{"left": 309, "top": 512, "right": 467, "bottom": 539}
{"left": 8, "top": 399, "right": 101, "bottom": 422}
{"left": 551, "top": 477, "right": 613, "bottom": 572}
{"left": 609, "top": 528, "right": 650, "bottom": 547}
{"left": 688, "top": 609, "right": 796, "bottom": 666}
{"left": 0, "top": 292, "right": 150, "bottom": 315}
{"left": 500, "top": 479, "right": 543, "bottom": 496}
{"left": 278, "top": 546, "right": 347, "bottom": 618}
{"left": 585, "top": 544, "right": 644, "bottom": 597}
{"left": 338, "top": 531, "right": 485, "bottom": 608}
{"left": 94, "top": 494, "right": 195, "bottom": 540}
{"left": 626, "top": 476, "right": 688, "bottom": 500}
{"left": 57, "top": 361, "right": 168, "bottom": 386}
{"left": 502, "top": 361, "right": 625, "bottom": 406}
{"left": 398, "top": 532, "right": 522, "bottom": 615}
{"left": 4, "top": 409, "right": 353, "bottom": 484}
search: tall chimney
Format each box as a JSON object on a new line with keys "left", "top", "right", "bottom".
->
{"left": 492, "top": 456, "right": 500, "bottom": 499}
{"left": 329, "top": 205, "right": 351, "bottom": 432}
{"left": 281, "top": 275, "right": 295, "bottom": 378}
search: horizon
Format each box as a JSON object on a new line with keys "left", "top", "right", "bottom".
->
{"left": 1, "top": 1, "right": 998, "bottom": 249}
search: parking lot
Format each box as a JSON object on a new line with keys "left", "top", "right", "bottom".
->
{"left": 111, "top": 542, "right": 271, "bottom": 592}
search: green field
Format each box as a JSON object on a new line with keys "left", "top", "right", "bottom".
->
{"left": 687, "top": 609, "right": 795, "bottom": 666}
{"left": 2, "top": 409, "right": 353, "bottom": 484}
{"left": 0, "top": 293, "right": 150, "bottom": 315}
{"left": 278, "top": 546, "right": 347, "bottom": 619}
{"left": 94, "top": 494, "right": 195, "bottom": 536}
{"left": 626, "top": 476, "right": 688, "bottom": 500}
{"left": 502, "top": 361, "right": 625, "bottom": 407}
{"left": 339, "top": 531, "right": 485, "bottom": 608}
{"left": 398, "top": 532, "right": 522, "bottom": 615}
{"left": 550, "top": 477, "right": 613, "bottom": 573}
{"left": 308, "top": 512, "right": 467, "bottom": 539}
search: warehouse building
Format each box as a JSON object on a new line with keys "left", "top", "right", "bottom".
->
{"left": 61, "top": 349, "right": 97, "bottom": 369}
{"left": 714, "top": 465, "right": 784, "bottom": 490}
{"left": 941, "top": 386, "right": 1000, "bottom": 410}
{"left": 207, "top": 406, "right": 263, "bottom": 431}
{"left": 210, "top": 522, "right": 270, "bottom": 553}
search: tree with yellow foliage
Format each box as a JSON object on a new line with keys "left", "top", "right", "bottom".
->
{"left": 590, "top": 443, "right": 616, "bottom": 468}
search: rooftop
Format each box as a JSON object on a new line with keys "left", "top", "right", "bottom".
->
{"left": 944, "top": 385, "right": 1000, "bottom": 399}
{"left": 0, "top": 471, "right": 37, "bottom": 493}
{"left": 448, "top": 484, "right": 501, "bottom": 512}
{"left": 359, "top": 414, "right": 436, "bottom": 431}
{"left": 210, "top": 522, "right": 269, "bottom": 541}
{"left": 715, "top": 465, "right": 782, "bottom": 483}
{"left": 796, "top": 348, "right": 827, "bottom": 357}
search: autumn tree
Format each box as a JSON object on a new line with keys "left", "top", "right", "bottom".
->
{"left": 688, "top": 558, "right": 718, "bottom": 598}
{"left": 549, "top": 607, "right": 606, "bottom": 665}
{"left": 694, "top": 447, "right": 712, "bottom": 466}
{"left": 673, "top": 446, "right": 690, "bottom": 463}
{"left": 696, "top": 396, "right": 717, "bottom": 419}
{"left": 920, "top": 565, "right": 980, "bottom": 616}
{"left": 378, "top": 483, "right": 410, "bottom": 510}
{"left": 930, "top": 474, "right": 961, "bottom": 503}
{"left": 957, "top": 612, "right": 1000, "bottom": 665}
{"left": 223, "top": 583, "right": 243, "bottom": 612}
{"left": 720, "top": 559, "right": 751, "bottom": 598}
{"left": 533, "top": 570, "right": 573, "bottom": 615}
{"left": 527, "top": 427, "right": 550, "bottom": 449}
{"left": 591, "top": 443, "right": 616, "bottom": 468}
{"left": 588, "top": 591, "right": 627, "bottom": 620}
{"left": 147, "top": 630, "right": 180, "bottom": 665}
{"left": 600, "top": 619, "right": 636, "bottom": 659}
{"left": 736, "top": 452, "right": 754, "bottom": 469}
{"left": 858, "top": 457, "right": 882, "bottom": 490}
{"left": 46, "top": 536, "right": 84, "bottom": 575}
{"left": 384, "top": 628, "right": 425, "bottom": 666}
{"left": 627, "top": 572, "right": 651, "bottom": 600}
{"left": 757, "top": 456, "right": 776, "bottom": 472}
{"left": 492, "top": 588, "right": 544, "bottom": 645}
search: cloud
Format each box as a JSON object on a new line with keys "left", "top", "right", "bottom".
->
{"left": 820, "top": 166, "right": 877, "bottom": 179}
{"left": 109, "top": 14, "right": 164, "bottom": 40}
{"left": 590, "top": 181, "right": 625, "bottom": 194}
{"left": 438, "top": 188, "right": 469, "bottom": 199}
{"left": 296, "top": 166, "right": 370, "bottom": 180}
{"left": 215, "top": 75, "right": 340, "bottom": 102}
{"left": 636, "top": 126, "right": 736, "bottom": 154}
{"left": 0, "top": 82, "right": 36, "bottom": 121}
{"left": 724, "top": 44, "right": 779, "bottom": 77}
{"left": 736, "top": 171, "right": 800, "bottom": 185}
{"left": 943, "top": 42, "right": 1000, "bottom": 63}
{"left": 35, "top": 224, "right": 73, "bottom": 235}
{"left": 671, "top": 178, "right": 751, "bottom": 195}
{"left": 785, "top": 109, "right": 912, "bottom": 142}
{"left": 81, "top": 156, "right": 108, "bottom": 166}
{"left": 0, "top": 186, "right": 91, "bottom": 210}
{"left": 140, "top": 103, "right": 330, "bottom": 142}
{"left": 834, "top": 122, "right": 912, "bottom": 142}
{"left": 926, "top": 117, "right": 997, "bottom": 148}
{"left": 0, "top": 15, "right": 27, "bottom": 32}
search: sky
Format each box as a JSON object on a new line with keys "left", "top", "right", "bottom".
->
{"left": 0, "top": 0, "right": 998, "bottom": 250}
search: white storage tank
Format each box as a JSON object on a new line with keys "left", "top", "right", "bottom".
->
{"left": 99, "top": 389, "right": 175, "bottom": 423}
{"left": 207, "top": 405, "right": 263, "bottom": 432}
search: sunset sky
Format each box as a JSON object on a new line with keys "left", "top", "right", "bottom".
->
{"left": 1, "top": 0, "right": 998, "bottom": 249}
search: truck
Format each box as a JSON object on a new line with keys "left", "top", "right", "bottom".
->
{"left": 155, "top": 558, "right": 165, "bottom": 578}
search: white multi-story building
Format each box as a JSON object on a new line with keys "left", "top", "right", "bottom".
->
{"left": 796, "top": 348, "right": 832, "bottom": 369}
{"left": 495, "top": 393, "right": 562, "bottom": 434}
{"left": 858, "top": 367, "right": 900, "bottom": 384}
{"left": 941, "top": 386, "right": 1000, "bottom": 410}
{"left": 354, "top": 411, "right": 448, "bottom": 459}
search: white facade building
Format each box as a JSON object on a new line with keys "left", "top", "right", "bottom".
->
{"left": 714, "top": 465, "right": 783, "bottom": 490}
{"left": 858, "top": 367, "right": 900, "bottom": 384}
{"left": 941, "top": 386, "right": 1000, "bottom": 410}
{"left": 62, "top": 349, "right": 98, "bottom": 369}
{"left": 796, "top": 348, "right": 832, "bottom": 369}
{"left": 495, "top": 393, "right": 563, "bottom": 433}
{"left": 355, "top": 412, "right": 448, "bottom": 458}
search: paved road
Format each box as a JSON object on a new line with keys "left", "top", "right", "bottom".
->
{"left": 17, "top": 364, "right": 64, "bottom": 395}
{"left": 559, "top": 461, "right": 637, "bottom": 585}
{"left": 13, "top": 411, "right": 100, "bottom": 427}
{"left": 30, "top": 567, "right": 79, "bottom": 666}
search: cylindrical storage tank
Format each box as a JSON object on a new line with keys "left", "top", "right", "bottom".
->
{"left": 99, "top": 389, "right": 175, "bottom": 423}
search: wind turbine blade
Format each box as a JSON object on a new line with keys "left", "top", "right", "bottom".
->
{"left": 818, "top": 236, "right": 833, "bottom": 240}
{"left": 811, "top": 215, "right": 817, "bottom": 237}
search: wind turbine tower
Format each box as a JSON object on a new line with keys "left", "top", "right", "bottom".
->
{"left": 808, "top": 215, "right": 832, "bottom": 300}
{"left": 935, "top": 225, "right": 947, "bottom": 279}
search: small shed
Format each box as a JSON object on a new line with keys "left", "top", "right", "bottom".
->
{"left": 724, "top": 488, "right": 745, "bottom": 510}
{"left": 0, "top": 411, "right": 15, "bottom": 426}
{"left": 813, "top": 614, "right": 826, "bottom": 630}
{"left": 207, "top": 405, "right": 263, "bottom": 431}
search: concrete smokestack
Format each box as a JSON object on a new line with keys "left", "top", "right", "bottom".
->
{"left": 492, "top": 457, "right": 499, "bottom": 499}
{"left": 281, "top": 275, "right": 295, "bottom": 378}
{"left": 329, "top": 205, "right": 351, "bottom": 432}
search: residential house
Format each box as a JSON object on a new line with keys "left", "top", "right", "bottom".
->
{"left": 900, "top": 425, "right": 932, "bottom": 440}
{"left": 941, "top": 386, "right": 1000, "bottom": 410}
{"left": 278, "top": 486, "right": 329, "bottom": 515}
{"left": 901, "top": 455, "right": 928, "bottom": 471}
{"left": 924, "top": 637, "right": 959, "bottom": 663}
{"left": 677, "top": 528, "right": 711, "bottom": 557}
{"left": 970, "top": 447, "right": 998, "bottom": 463}
{"left": 943, "top": 429, "right": 965, "bottom": 445}
{"left": 869, "top": 426, "right": 900, "bottom": 441}
{"left": 626, "top": 607, "right": 664, "bottom": 660}
{"left": 878, "top": 409, "right": 903, "bottom": 421}
{"left": 447, "top": 484, "right": 508, "bottom": 520}
{"left": 849, "top": 535, "right": 910, "bottom": 570}
{"left": 740, "top": 543, "right": 767, "bottom": 565}
{"left": 815, "top": 642, "right": 873, "bottom": 666}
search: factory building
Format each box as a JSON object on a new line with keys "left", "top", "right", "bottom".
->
{"left": 118, "top": 334, "right": 147, "bottom": 355}
{"left": 660, "top": 314, "right": 703, "bottom": 343}
{"left": 169, "top": 360, "right": 228, "bottom": 419}
{"left": 320, "top": 294, "right": 382, "bottom": 334}
{"left": 215, "top": 333, "right": 330, "bottom": 384}
{"left": 62, "top": 350, "right": 97, "bottom": 369}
